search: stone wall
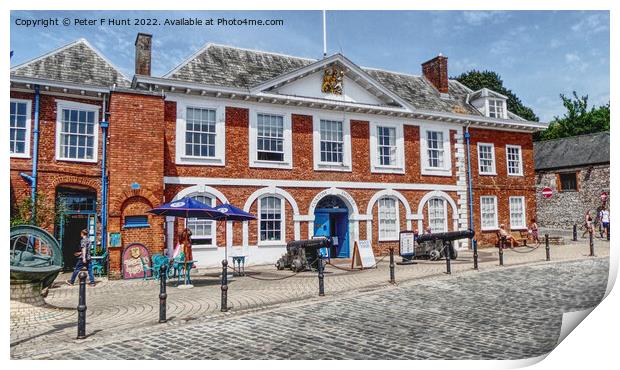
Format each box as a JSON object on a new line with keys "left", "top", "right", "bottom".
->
{"left": 536, "top": 164, "right": 609, "bottom": 229}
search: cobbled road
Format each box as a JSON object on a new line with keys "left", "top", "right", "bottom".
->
{"left": 28, "top": 258, "right": 608, "bottom": 360}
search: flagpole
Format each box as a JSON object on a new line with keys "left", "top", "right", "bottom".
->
{"left": 323, "top": 10, "right": 327, "bottom": 58}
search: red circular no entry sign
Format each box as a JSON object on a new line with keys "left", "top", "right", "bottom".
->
{"left": 542, "top": 187, "right": 553, "bottom": 198}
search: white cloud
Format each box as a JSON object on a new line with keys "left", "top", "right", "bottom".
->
{"left": 565, "top": 52, "right": 589, "bottom": 72}
{"left": 461, "top": 11, "right": 508, "bottom": 26}
{"left": 571, "top": 13, "right": 609, "bottom": 34}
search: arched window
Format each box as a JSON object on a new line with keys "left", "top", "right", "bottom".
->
{"left": 186, "top": 193, "right": 215, "bottom": 246}
{"left": 378, "top": 197, "right": 399, "bottom": 241}
{"left": 259, "top": 196, "right": 284, "bottom": 244}
{"left": 428, "top": 198, "right": 447, "bottom": 233}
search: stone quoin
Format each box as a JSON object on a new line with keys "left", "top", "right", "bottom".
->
{"left": 10, "top": 33, "right": 545, "bottom": 278}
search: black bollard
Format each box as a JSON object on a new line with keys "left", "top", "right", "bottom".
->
{"left": 589, "top": 231, "right": 595, "bottom": 257}
{"left": 389, "top": 247, "right": 395, "bottom": 284}
{"left": 444, "top": 242, "right": 451, "bottom": 274}
{"left": 573, "top": 224, "right": 578, "bottom": 241}
{"left": 545, "top": 234, "right": 550, "bottom": 261}
{"left": 221, "top": 259, "right": 228, "bottom": 312}
{"left": 159, "top": 264, "right": 167, "bottom": 323}
{"left": 473, "top": 239, "right": 479, "bottom": 270}
{"left": 499, "top": 238, "right": 504, "bottom": 266}
{"left": 318, "top": 254, "right": 325, "bottom": 296}
{"left": 77, "top": 268, "right": 87, "bottom": 339}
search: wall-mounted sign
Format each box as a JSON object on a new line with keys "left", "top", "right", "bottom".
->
{"left": 351, "top": 240, "right": 376, "bottom": 269}
{"left": 399, "top": 231, "right": 415, "bottom": 257}
{"left": 109, "top": 232, "right": 121, "bottom": 248}
{"left": 121, "top": 243, "right": 151, "bottom": 279}
{"left": 542, "top": 187, "right": 553, "bottom": 199}
{"left": 130, "top": 182, "right": 141, "bottom": 190}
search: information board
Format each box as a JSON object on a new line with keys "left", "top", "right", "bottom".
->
{"left": 351, "top": 240, "right": 376, "bottom": 269}
{"left": 399, "top": 231, "right": 416, "bottom": 257}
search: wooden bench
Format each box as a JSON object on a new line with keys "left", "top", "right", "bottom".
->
{"left": 496, "top": 230, "right": 529, "bottom": 248}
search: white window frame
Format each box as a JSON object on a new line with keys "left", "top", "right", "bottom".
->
{"left": 249, "top": 108, "right": 292, "bottom": 169}
{"left": 378, "top": 197, "right": 400, "bottom": 241}
{"left": 369, "top": 121, "right": 405, "bottom": 174}
{"left": 10, "top": 98, "right": 32, "bottom": 159}
{"left": 480, "top": 196, "right": 499, "bottom": 231}
{"left": 184, "top": 193, "right": 217, "bottom": 249}
{"left": 420, "top": 123, "right": 452, "bottom": 176}
{"left": 486, "top": 98, "right": 507, "bottom": 119}
{"left": 55, "top": 100, "right": 100, "bottom": 163}
{"left": 175, "top": 97, "right": 226, "bottom": 166}
{"left": 506, "top": 144, "right": 523, "bottom": 176}
{"left": 509, "top": 196, "right": 527, "bottom": 230}
{"left": 427, "top": 198, "right": 448, "bottom": 233}
{"left": 477, "top": 142, "right": 496, "bottom": 175}
{"left": 312, "top": 114, "right": 352, "bottom": 172}
{"left": 257, "top": 195, "right": 286, "bottom": 246}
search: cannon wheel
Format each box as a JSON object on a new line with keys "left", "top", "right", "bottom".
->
{"left": 429, "top": 250, "right": 441, "bottom": 261}
{"left": 450, "top": 248, "right": 458, "bottom": 260}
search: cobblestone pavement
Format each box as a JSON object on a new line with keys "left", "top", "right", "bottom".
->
{"left": 21, "top": 258, "right": 609, "bottom": 360}
{"left": 11, "top": 239, "right": 610, "bottom": 359}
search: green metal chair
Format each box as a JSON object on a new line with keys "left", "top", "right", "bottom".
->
{"left": 91, "top": 250, "right": 109, "bottom": 277}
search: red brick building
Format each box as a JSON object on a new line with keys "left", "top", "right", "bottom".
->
{"left": 10, "top": 34, "right": 545, "bottom": 278}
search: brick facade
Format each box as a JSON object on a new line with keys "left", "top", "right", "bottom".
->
{"left": 10, "top": 88, "right": 538, "bottom": 275}
{"left": 468, "top": 128, "right": 537, "bottom": 246}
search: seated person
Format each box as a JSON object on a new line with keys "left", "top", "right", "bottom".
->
{"left": 498, "top": 224, "right": 517, "bottom": 248}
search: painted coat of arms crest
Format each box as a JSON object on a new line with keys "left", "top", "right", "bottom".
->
{"left": 321, "top": 65, "right": 344, "bottom": 95}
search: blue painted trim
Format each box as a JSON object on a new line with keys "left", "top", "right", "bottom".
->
{"left": 315, "top": 207, "right": 348, "bottom": 214}
{"left": 101, "top": 122, "right": 108, "bottom": 253}
{"left": 465, "top": 129, "right": 475, "bottom": 245}
{"left": 122, "top": 224, "right": 151, "bottom": 229}
{"left": 30, "top": 85, "right": 40, "bottom": 224}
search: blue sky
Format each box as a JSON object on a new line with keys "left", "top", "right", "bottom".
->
{"left": 10, "top": 10, "right": 609, "bottom": 122}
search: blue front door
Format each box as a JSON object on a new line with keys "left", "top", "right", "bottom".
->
{"left": 314, "top": 212, "right": 331, "bottom": 257}
{"left": 314, "top": 209, "right": 349, "bottom": 258}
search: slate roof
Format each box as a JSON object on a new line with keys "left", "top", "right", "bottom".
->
{"left": 10, "top": 39, "right": 131, "bottom": 89}
{"left": 166, "top": 44, "right": 482, "bottom": 116}
{"left": 534, "top": 131, "right": 610, "bottom": 170}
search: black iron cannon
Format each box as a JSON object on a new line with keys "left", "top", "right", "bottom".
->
{"left": 276, "top": 237, "right": 331, "bottom": 272}
{"left": 416, "top": 230, "right": 475, "bottom": 274}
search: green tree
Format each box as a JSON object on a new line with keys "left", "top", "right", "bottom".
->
{"left": 537, "top": 91, "right": 610, "bottom": 141}
{"left": 454, "top": 70, "right": 539, "bottom": 122}
{"left": 10, "top": 195, "right": 66, "bottom": 228}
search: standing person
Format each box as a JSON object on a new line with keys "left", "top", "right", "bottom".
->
{"left": 600, "top": 207, "right": 610, "bottom": 239}
{"left": 180, "top": 228, "right": 195, "bottom": 267}
{"left": 582, "top": 210, "right": 595, "bottom": 238}
{"left": 528, "top": 218, "right": 540, "bottom": 246}
{"left": 66, "top": 229, "right": 96, "bottom": 286}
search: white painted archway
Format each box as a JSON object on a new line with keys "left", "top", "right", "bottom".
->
{"left": 242, "top": 186, "right": 301, "bottom": 245}
{"left": 366, "top": 189, "right": 415, "bottom": 242}
{"left": 417, "top": 190, "right": 459, "bottom": 232}
{"left": 306, "top": 187, "right": 360, "bottom": 251}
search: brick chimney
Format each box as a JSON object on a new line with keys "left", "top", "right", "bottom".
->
{"left": 421, "top": 54, "right": 449, "bottom": 94}
{"left": 134, "top": 33, "right": 152, "bottom": 76}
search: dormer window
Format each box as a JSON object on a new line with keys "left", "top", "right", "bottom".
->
{"left": 488, "top": 99, "right": 506, "bottom": 119}
{"left": 469, "top": 88, "right": 509, "bottom": 120}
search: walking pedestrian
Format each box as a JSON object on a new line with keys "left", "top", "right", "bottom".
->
{"left": 582, "top": 210, "right": 594, "bottom": 238}
{"left": 66, "top": 229, "right": 96, "bottom": 286}
{"left": 599, "top": 206, "right": 610, "bottom": 239}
